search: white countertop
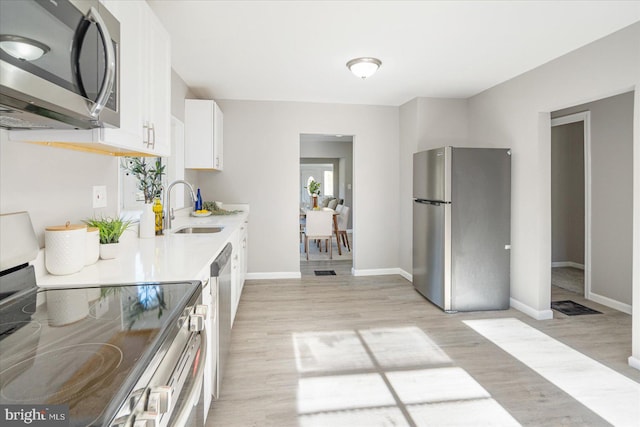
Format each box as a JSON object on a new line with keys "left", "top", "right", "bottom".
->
{"left": 37, "top": 207, "right": 249, "bottom": 288}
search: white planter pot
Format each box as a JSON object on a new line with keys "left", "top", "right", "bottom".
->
{"left": 139, "top": 203, "right": 155, "bottom": 239}
{"left": 100, "top": 242, "right": 122, "bottom": 260}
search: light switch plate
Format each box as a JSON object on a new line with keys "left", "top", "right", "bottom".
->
{"left": 93, "top": 185, "right": 107, "bottom": 208}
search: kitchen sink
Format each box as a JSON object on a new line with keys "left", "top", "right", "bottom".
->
{"left": 173, "top": 226, "right": 224, "bottom": 234}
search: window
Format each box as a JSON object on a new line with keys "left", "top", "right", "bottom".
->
{"left": 324, "top": 171, "right": 334, "bottom": 197}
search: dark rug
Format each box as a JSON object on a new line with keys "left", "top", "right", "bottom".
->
{"left": 314, "top": 270, "right": 337, "bottom": 276}
{"left": 551, "top": 300, "right": 602, "bottom": 316}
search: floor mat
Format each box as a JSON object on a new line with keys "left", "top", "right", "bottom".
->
{"left": 551, "top": 300, "right": 602, "bottom": 316}
{"left": 314, "top": 270, "right": 337, "bottom": 276}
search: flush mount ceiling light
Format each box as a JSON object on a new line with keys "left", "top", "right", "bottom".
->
{"left": 0, "top": 35, "right": 50, "bottom": 61}
{"left": 346, "top": 57, "right": 381, "bottom": 79}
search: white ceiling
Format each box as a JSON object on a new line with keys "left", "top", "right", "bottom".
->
{"left": 147, "top": 1, "right": 640, "bottom": 107}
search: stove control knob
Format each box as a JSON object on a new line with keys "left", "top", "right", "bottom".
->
{"left": 189, "top": 313, "right": 206, "bottom": 332}
{"left": 147, "top": 386, "right": 172, "bottom": 414}
{"left": 195, "top": 304, "right": 208, "bottom": 316}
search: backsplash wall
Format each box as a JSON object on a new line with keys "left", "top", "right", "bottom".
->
{"left": 0, "top": 130, "right": 118, "bottom": 247}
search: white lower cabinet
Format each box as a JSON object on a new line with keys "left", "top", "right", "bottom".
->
{"left": 230, "top": 221, "right": 248, "bottom": 326}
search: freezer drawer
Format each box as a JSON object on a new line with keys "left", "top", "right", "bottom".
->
{"left": 412, "top": 200, "right": 447, "bottom": 309}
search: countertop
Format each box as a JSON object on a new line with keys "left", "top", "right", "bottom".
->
{"left": 37, "top": 206, "right": 249, "bottom": 288}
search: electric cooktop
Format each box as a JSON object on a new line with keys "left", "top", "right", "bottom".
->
{"left": 0, "top": 281, "right": 200, "bottom": 427}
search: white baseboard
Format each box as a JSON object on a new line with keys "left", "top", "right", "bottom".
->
{"left": 398, "top": 269, "right": 412, "bottom": 282}
{"left": 510, "top": 297, "right": 554, "bottom": 320}
{"left": 352, "top": 267, "right": 410, "bottom": 279}
{"left": 245, "top": 272, "right": 301, "bottom": 280}
{"left": 551, "top": 261, "right": 585, "bottom": 270}
{"left": 628, "top": 356, "right": 640, "bottom": 371}
{"left": 587, "top": 291, "right": 632, "bottom": 315}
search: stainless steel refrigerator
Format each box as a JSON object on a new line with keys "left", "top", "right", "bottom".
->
{"left": 412, "top": 147, "right": 511, "bottom": 312}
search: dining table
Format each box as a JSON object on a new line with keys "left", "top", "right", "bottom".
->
{"left": 300, "top": 207, "right": 342, "bottom": 256}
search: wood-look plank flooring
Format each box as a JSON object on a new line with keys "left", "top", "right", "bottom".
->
{"left": 206, "top": 276, "right": 639, "bottom": 427}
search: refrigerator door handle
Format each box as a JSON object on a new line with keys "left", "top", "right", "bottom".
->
{"left": 414, "top": 199, "right": 446, "bottom": 206}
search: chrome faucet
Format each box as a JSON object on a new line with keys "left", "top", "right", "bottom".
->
{"left": 165, "top": 180, "right": 197, "bottom": 230}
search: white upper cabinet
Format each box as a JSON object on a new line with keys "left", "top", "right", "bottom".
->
{"left": 8, "top": 0, "right": 171, "bottom": 157}
{"left": 185, "top": 99, "right": 223, "bottom": 170}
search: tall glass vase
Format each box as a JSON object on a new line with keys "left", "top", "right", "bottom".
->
{"left": 139, "top": 203, "right": 155, "bottom": 238}
{"left": 312, "top": 195, "right": 318, "bottom": 209}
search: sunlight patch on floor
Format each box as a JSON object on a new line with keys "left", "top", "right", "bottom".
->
{"left": 464, "top": 318, "right": 640, "bottom": 427}
{"left": 293, "top": 330, "right": 373, "bottom": 374}
{"left": 360, "top": 327, "right": 451, "bottom": 368}
{"left": 297, "top": 373, "right": 394, "bottom": 414}
{"left": 294, "top": 326, "right": 520, "bottom": 426}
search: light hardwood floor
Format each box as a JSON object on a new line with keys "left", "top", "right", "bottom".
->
{"left": 207, "top": 276, "right": 639, "bottom": 427}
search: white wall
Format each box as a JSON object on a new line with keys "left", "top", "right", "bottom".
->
{"left": 0, "top": 131, "right": 119, "bottom": 247}
{"left": 465, "top": 22, "right": 639, "bottom": 364}
{"left": 196, "top": 100, "right": 399, "bottom": 277}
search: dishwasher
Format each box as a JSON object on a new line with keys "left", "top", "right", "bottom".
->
{"left": 211, "top": 242, "right": 233, "bottom": 399}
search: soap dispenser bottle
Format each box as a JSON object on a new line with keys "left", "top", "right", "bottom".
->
{"left": 195, "top": 188, "right": 203, "bottom": 211}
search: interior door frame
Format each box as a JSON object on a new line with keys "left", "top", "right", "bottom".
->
{"left": 550, "top": 111, "right": 592, "bottom": 298}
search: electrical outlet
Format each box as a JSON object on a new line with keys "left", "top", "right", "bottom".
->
{"left": 93, "top": 185, "right": 107, "bottom": 208}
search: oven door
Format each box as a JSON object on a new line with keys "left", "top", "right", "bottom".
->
{"left": 165, "top": 327, "right": 206, "bottom": 427}
{"left": 0, "top": 0, "right": 119, "bottom": 128}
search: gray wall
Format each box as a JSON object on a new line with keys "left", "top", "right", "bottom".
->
{"left": 399, "top": 97, "right": 469, "bottom": 275}
{"left": 466, "top": 22, "right": 639, "bottom": 322}
{"left": 552, "top": 91, "right": 634, "bottom": 305}
{"left": 0, "top": 131, "right": 118, "bottom": 247}
{"left": 551, "top": 121, "right": 585, "bottom": 265}
{"left": 197, "top": 100, "right": 399, "bottom": 275}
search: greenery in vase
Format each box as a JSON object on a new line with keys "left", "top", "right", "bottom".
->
{"left": 84, "top": 216, "right": 132, "bottom": 244}
{"left": 306, "top": 180, "right": 321, "bottom": 196}
{"left": 122, "top": 157, "right": 166, "bottom": 203}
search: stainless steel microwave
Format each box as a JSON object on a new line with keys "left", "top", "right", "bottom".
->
{"left": 0, "top": 0, "right": 120, "bottom": 130}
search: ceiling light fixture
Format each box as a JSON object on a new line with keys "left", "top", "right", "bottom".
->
{"left": 346, "top": 57, "right": 382, "bottom": 79}
{"left": 0, "top": 35, "right": 50, "bottom": 61}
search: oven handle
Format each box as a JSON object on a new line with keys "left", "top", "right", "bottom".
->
{"left": 171, "top": 328, "right": 206, "bottom": 426}
{"left": 86, "top": 6, "right": 116, "bottom": 118}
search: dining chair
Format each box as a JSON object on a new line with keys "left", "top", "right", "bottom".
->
{"left": 336, "top": 206, "right": 351, "bottom": 252}
{"left": 335, "top": 204, "right": 344, "bottom": 213}
{"left": 303, "top": 210, "right": 333, "bottom": 260}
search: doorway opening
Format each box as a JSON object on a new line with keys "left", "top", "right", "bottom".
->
{"left": 299, "top": 134, "right": 353, "bottom": 277}
{"left": 550, "top": 112, "right": 591, "bottom": 299}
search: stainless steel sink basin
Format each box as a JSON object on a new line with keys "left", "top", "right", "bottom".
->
{"left": 173, "top": 226, "right": 224, "bottom": 234}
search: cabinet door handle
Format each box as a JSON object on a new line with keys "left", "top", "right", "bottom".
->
{"left": 149, "top": 123, "right": 156, "bottom": 149}
{"left": 143, "top": 122, "right": 149, "bottom": 146}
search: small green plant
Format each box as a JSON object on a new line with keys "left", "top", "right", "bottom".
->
{"left": 84, "top": 216, "right": 132, "bottom": 244}
{"left": 122, "top": 157, "right": 165, "bottom": 203}
{"left": 306, "top": 180, "right": 321, "bottom": 196}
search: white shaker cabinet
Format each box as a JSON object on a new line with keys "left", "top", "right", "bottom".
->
{"left": 185, "top": 99, "right": 223, "bottom": 170}
{"left": 9, "top": 0, "right": 171, "bottom": 157}
{"left": 230, "top": 221, "right": 248, "bottom": 326}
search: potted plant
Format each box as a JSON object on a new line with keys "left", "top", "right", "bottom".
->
{"left": 84, "top": 216, "right": 132, "bottom": 259}
{"left": 122, "top": 157, "right": 165, "bottom": 237}
{"left": 306, "top": 180, "right": 321, "bottom": 208}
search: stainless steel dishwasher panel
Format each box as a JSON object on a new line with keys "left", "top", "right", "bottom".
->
{"left": 211, "top": 243, "right": 233, "bottom": 399}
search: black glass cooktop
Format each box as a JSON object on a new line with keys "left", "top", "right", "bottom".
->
{"left": 0, "top": 281, "right": 200, "bottom": 427}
